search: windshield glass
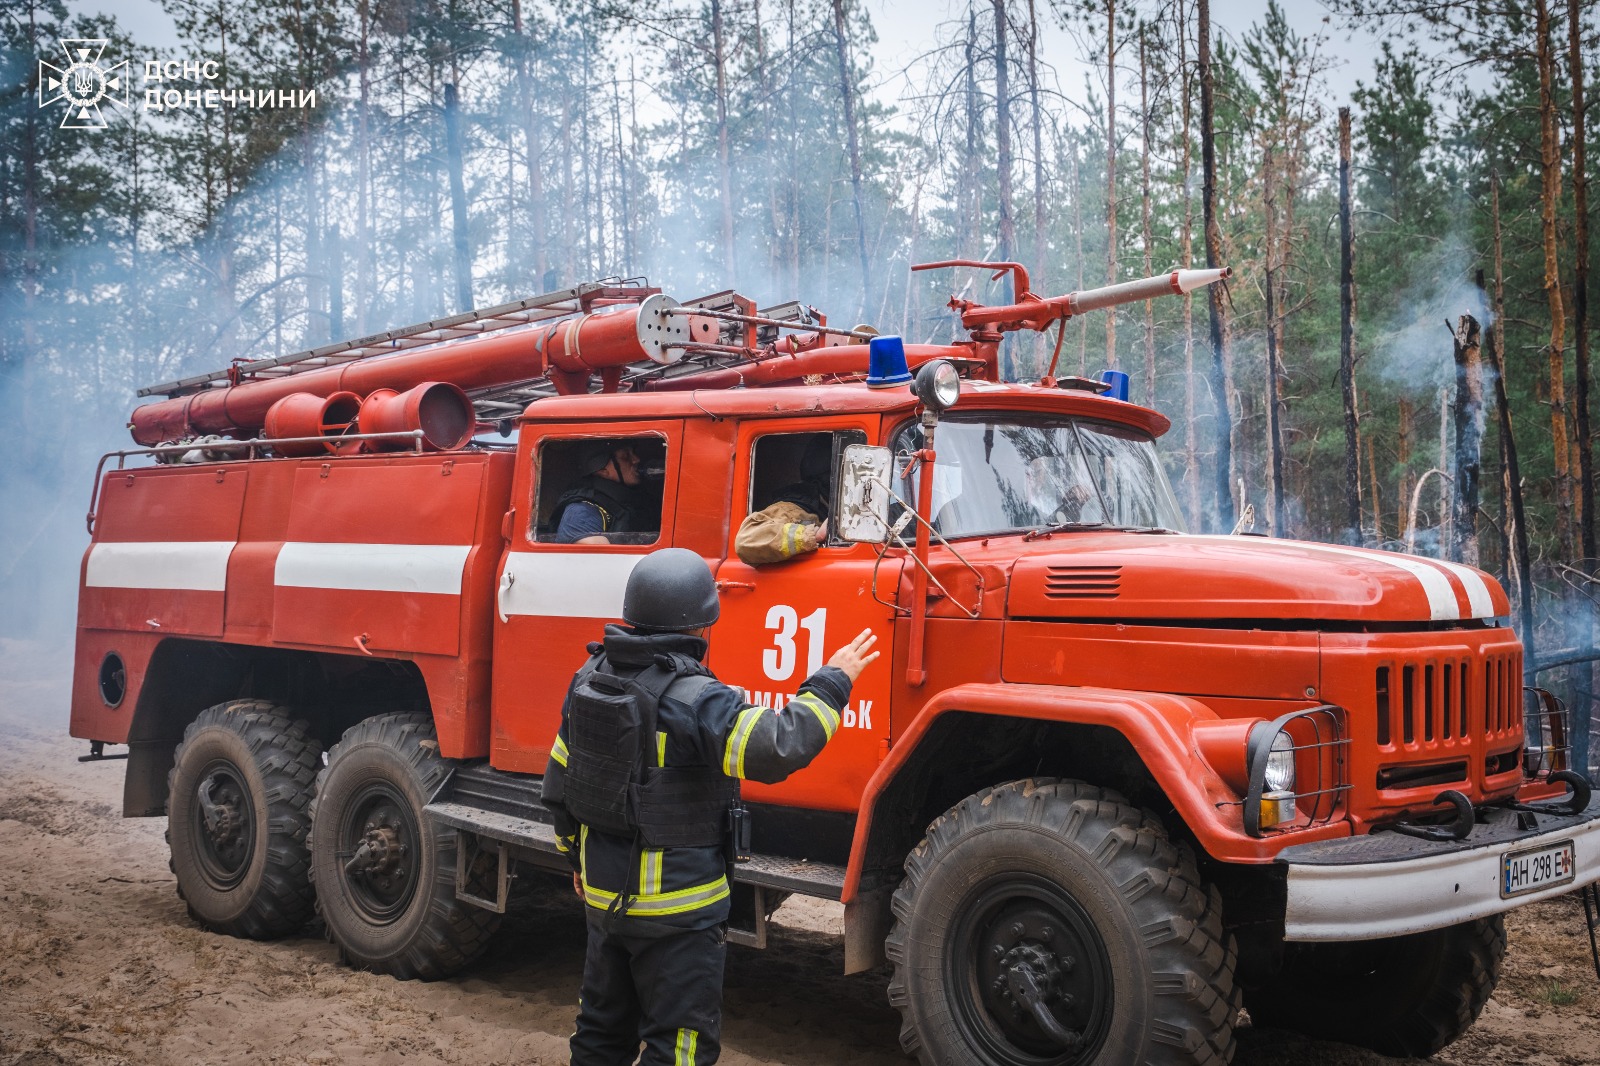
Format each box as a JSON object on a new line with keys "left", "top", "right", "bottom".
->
{"left": 890, "top": 413, "right": 1185, "bottom": 537}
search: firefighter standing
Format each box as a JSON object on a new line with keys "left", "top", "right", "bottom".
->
{"left": 541, "top": 547, "right": 878, "bottom": 1066}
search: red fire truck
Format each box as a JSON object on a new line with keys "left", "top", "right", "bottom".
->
{"left": 71, "top": 263, "right": 1599, "bottom": 1065}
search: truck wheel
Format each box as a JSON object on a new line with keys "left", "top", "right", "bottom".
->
{"left": 1244, "top": 915, "right": 1505, "bottom": 1057}
{"left": 166, "top": 700, "right": 321, "bottom": 939}
{"left": 886, "top": 779, "right": 1238, "bottom": 1066}
{"left": 310, "top": 712, "right": 499, "bottom": 980}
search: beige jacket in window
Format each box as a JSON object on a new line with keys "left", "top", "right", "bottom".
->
{"left": 735, "top": 501, "right": 822, "bottom": 566}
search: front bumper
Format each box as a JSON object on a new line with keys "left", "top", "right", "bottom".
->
{"left": 1278, "top": 796, "right": 1600, "bottom": 941}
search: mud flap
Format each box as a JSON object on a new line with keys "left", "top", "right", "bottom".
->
{"left": 844, "top": 886, "right": 893, "bottom": 974}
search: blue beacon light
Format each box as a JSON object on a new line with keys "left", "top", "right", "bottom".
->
{"left": 1099, "top": 369, "right": 1130, "bottom": 402}
{"left": 866, "top": 335, "right": 913, "bottom": 388}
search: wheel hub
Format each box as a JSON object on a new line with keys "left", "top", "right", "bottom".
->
{"left": 339, "top": 789, "right": 420, "bottom": 923}
{"left": 190, "top": 763, "right": 257, "bottom": 890}
{"left": 198, "top": 775, "right": 243, "bottom": 845}
{"left": 346, "top": 822, "right": 408, "bottom": 879}
{"left": 953, "top": 880, "right": 1113, "bottom": 1064}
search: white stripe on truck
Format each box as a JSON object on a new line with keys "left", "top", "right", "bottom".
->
{"left": 85, "top": 540, "right": 235, "bottom": 591}
{"left": 274, "top": 542, "right": 472, "bottom": 595}
{"left": 497, "top": 551, "right": 643, "bottom": 619}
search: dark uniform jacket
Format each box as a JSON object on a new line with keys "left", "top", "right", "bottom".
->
{"left": 551, "top": 476, "right": 658, "bottom": 543}
{"left": 543, "top": 625, "right": 852, "bottom": 936}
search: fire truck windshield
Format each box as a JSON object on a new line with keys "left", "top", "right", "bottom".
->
{"left": 890, "top": 412, "right": 1186, "bottom": 538}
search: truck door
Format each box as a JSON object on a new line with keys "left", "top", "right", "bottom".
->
{"left": 490, "top": 419, "right": 683, "bottom": 773}
{"left": 711, "top": 422, "right": 899, "bottom": 812}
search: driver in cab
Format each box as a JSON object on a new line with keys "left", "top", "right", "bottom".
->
{"left": 551, "top": 440, "right": 661, "bottom": 545}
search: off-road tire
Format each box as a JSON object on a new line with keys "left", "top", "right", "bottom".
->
{"left": 166, "top": 700, "right": 320, "bottom": 938}
{"left": 1244, "top": 915, "right": 1505, "bottom": 1057}
{"left": 887, "top": 778, "right": 1239, "bottom": 1066}
{"left": 310, "top": 712, "right": 499, "bottom": 980}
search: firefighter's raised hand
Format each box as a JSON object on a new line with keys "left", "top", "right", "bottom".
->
{"left": 827, "top": 628, "right": 880, "bottom": 682}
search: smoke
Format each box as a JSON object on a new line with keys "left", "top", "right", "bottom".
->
{"left": 1367, "top": 233, "right": 1492, "bottom": 393}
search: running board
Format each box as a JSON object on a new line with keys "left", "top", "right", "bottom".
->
{"left": 425, "top": 762, "right": 849, "bottom": 913}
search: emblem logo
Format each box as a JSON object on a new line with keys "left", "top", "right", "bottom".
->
{"left": 38, "top": 38, "right": 130, "bottom": 130}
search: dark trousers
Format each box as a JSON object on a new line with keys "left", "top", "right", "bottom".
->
{"left": 570, "top": 912, "right": 727, "bottom": 1066}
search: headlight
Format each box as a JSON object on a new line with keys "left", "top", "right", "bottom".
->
{"left": 1264, "top": 731, "right": 1296, "bottom": 793}
{"left": 912, "top": 358, "right": 961, "bottom": 413}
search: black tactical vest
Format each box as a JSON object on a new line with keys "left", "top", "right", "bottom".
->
{"left": 549, "top": 476, "right": 653, "bottom": 537}
{"left": 561, "top": 651, "right": 739, "bottom": 849}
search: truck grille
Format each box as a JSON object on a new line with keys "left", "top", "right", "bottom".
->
{"left": 1043, "top": 564, "right": 1121, "bottom": 599}
{"left": 1373, "top": 649, "right": 1522, "bottom": 788}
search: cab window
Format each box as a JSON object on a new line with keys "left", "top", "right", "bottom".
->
{"left": 745, "top": 430, "right": 866, "bottom": 541}
{"left": 533, "top": 435, "right": 667, "bottom": 545}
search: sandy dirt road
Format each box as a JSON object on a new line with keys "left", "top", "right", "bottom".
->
{"left": 3, "top": 637, "right": 1599, "bottom": 1066}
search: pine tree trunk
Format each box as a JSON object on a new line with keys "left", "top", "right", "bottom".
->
{"left": 1452, "top": 314, "right": 1484, "bottom": 566}
{"left": 1027, "top": 0, "right": 1047, "bottom": 373}
{"left": 358, "top": 0, "right": 373, "bottom": 329}
{"left": 1140, "top": 28, "right": 1155, "bottom": 406}
{"left": 1490, "top": 176, "right": 1536, "bottom": 676}
{"left": 1398, "top": 397, "right": 1413, "bottom": 536}
{"left": 1198, "top": 0, "right": 1232, "bottom": 530}
{"left": 833, "top": 0, "right": 871, "bottom": 320}
{"left": 1179, "top": 0, "right": 1199, "bottom": 530}
{"left": 1569, "top": 0, "right": 1596, "bottom": 773}
{"left": 297, "top": 0, "right": 324, "bottom": 342}
{"left": 1339, "top": 107, "right": 1361, "bottom": 544}
{"left": 963, "top": 11, "right": 980, "bottom": 259}
{"left": 713, "top": 0, "right": 736, "bottom": 281}
{"left": 1104, "top": 0, "right": 1118, "bottom": 371}
{"left": 786, "top": 0, "right": 801, "bottom": 295}
{"left": 1570, "top": 0, "right": 1594, "bottom": 561}
{"left": 992, "top": 0, "right": 1017, "bottom": 379}
{"left": 443, "top": 82, "right": 474, "bottom": 313}
{"left": 1263, "top": 146, "right": 1286, "bottom": 537}
{"left": 1072, "top": 136, "right": 1087, "bottom": 374}
{"left": 1536, "top": 0, "right": 1572, "bottom": 555}
{"left": 512, "top": 0, "right": 548, "bottom": 286}
{"left": 1367, "top": 418, "right": 1384, "bottom": 542}
{"left": 328, "top": 223, "right": 344, "bottom": 338}
{"left": 1437, "top": 386, "right": 1452, "bottom": 554}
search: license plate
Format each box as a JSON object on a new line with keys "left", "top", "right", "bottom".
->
{"left": 1500, "top": 840, "right": 1575, "bottom": 898}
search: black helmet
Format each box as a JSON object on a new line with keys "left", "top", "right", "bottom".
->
{"left": 575, "top": 439, "right": 621, "bottom": 477}
{"left": 623, "top": 548, "right": 720, "bottom": 631}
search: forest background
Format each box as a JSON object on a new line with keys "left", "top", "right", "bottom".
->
{"left": 1, "top": 0, "right": 1596, "bottom": 762}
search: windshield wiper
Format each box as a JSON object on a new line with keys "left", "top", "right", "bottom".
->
{"left": 1022, "top": 522, "right": 1179, "bottom": 540}
{"left": 1022, "top": 521, "right": 1107, "bottom": 541}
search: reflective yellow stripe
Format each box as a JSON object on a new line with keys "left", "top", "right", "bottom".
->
{"left": 675, "top": 1028, "right": 699, "bottom": 1066}
{"left": 782, "top": 523, "right": 801, "bottom": 558}
{"left": 794, "top": 692, "right": 840, "bottom": 739}
{"left": 555, "top": 833, "right": 576, "bottom": 854}
{"left": 722, "top": 706, "right": 765, "bottom": 778}
{"left": 656, "top": 730, "right": 667, "bottom": 767}
{"left": 638, "top": 848, "right": 663, "bottom": 895}
{"left": 583, "top": 875, "right": 730, "bottom": 917}
{"left": 550, "top": 734, "right": 569, "bottom": 767}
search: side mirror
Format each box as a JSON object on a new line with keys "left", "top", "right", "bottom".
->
{"left": 836, "top": 444, "right": 894, "bottom": 543}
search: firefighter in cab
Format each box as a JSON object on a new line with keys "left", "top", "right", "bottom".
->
{"left": 541, "top": 547, "right": 878, "bottom": 1066}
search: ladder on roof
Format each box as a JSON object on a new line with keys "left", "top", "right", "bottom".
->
{"left": 137, "top": 279, "right": 658, "bottom": 399}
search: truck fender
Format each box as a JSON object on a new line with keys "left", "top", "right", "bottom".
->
{"left": 842, "top": 682, "right": 1283, "bottom": 905}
